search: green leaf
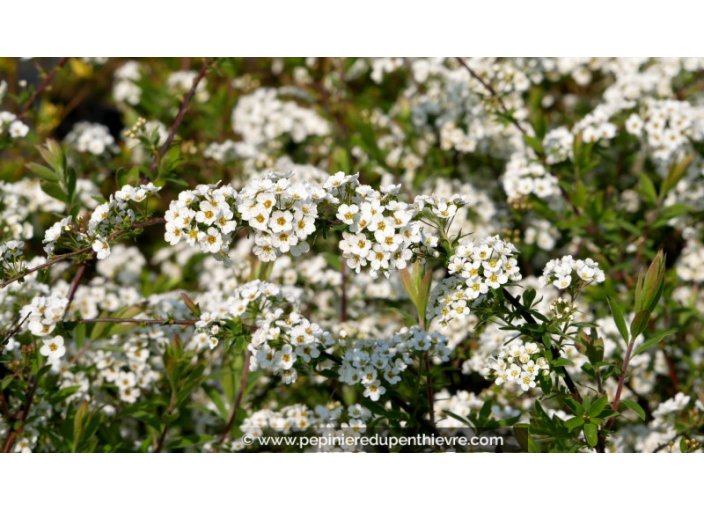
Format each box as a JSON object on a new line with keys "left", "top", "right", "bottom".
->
{"left": 638, "top": 173, "right": 658, "bottom": 204}
{"left": 583, "top": 423, "right": 598, "bottom": 447}
{"left": 551, "top": 358, "right": 575, "bottom": 367}
{"left": 630, "top": 310, "right": 650, "bottom": 340}
{"left": 322, "top": 252, "right": 342, "bottom": 272}
{"left": 565, "top": 416, "right": 584, "bottom": 430}
{"left": 607, "top": 297, "right": 629, "bottom": 343}
{"left": 633, "top": 329, "right": 676, "bottom": 356}
{"left": 587, "top": 395, "right": 609, "bottom": 417}
{"left": 522, "top": 288, "right": 536, "bottom": 308}
{"left": 443, "top": 410, "right": 473, "bottom": 427}
{"left": 74, "top": 322, "right": 86, "bottom": 350}
{"left": 67, "top": 167, "right": 77, "bottom": 205}
{"left": 523, "top": 135, "right": 544, "bottom": 155}
{"left": 399, "top": 260, "right": 432, "bottom": 328}
{"left": 641, "top": 250, "right": 666, "bottom": 313}
{"left": 1, "top": 376, "right": 14, "bottom": 390}
{"left": 167, "top": 434, "right": 214, "bottom": 450}
{"left": 619, "top": 399, "right": 646, "bottom": 421}
{"left": 660, "top": 153, "right": 693, "bottom": 199}
{"left": 27, "top": 163, "right": 58, "bottom": 182}
{"left": 385, "top": 307, "right": 417, "bottom": 328}
{"left": 41, "top": 181, "right": 67, "bottom": 202}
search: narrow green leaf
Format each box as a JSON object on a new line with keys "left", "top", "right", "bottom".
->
{"left": 660, "top": 153, "right": 693, "bottom": 199}
{"left": 584, "top": 423, "right": 598, "bottom": 447}
{"left": 633, "top": 329, "right": 677, "bottom": 356}
{"left": 565, "top": 416, "right": 584, "bottom": 430}
{"left": 27, "top": 163, "right": 58, "bottom": 182}
{"left": 619, "top": 399, "right": 646, "bottom": 421}
{"left": 74, "top": 322, "right": 86, "bottom": 350}
{"left": 551, "top": 358, "right": 575, "bottom": 367}
{"left": 639, "top": 173, "right": 658, "bottom": 204}
{"left": 607, "top": 297, "right": 629, "bottom": 343}
{"left": 588, "top": 395, "right": 609, "bottom": 417}
{"left": 41, "top": 182, "right": 67, "bottom": 202}
{"left": 630, "top": 310, "right": 650, "bottom": 340}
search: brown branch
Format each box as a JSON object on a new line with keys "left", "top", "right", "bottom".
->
{"left": 62, "top": 264, "right": 87, "bottom": 320}
{"left": 0, "top": 217, "right": 165, "bottom": 289}
{"left": 1, "top": 375, "right": 39, "bottom": 453}
{"left": 1, "top": 312, "right": 31, "bottom": 348}
{"left": 217, "top": 350, "right": 251, "bottom": 448}
{"left": 18, "top": 57, "right": 70, "bottom": 119}
{"left": 156, "top": 391, "right": 177, "bottom": 453}
{"left": 147, "top": 59, "right": 214, "bottom": 177}
{"left": 455, "top": 57, "right": 529, "bottom": 137}
{"left": 605, "top": 340, "right": 636, "bottom": 431}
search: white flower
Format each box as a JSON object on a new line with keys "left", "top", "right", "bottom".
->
{"left": 195, "top": 201, "right": 220, "bottom": 225}
{"left": 199, "top": 227, "right": 223, "bottom": 254}
{"left": 269, "top": 210, "right": 293, "bottom": 233}
{"left": 40, "top": 336, "right": 66, "bottom": 360}
{"left": 9, "top": 120, "right": 29, "bottom": 138}
{"left": 337, "top": 204, "right": 359, "bottom": 225}
{"left": 363, "top": 380, "right": 386, "bottom": 401}
{"left": 92, "top": 237, "right": 111, "bottom": 259}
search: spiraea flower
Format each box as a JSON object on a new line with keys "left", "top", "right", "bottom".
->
{"left": 539, "top": 255, "right": 605, "bottom": 290}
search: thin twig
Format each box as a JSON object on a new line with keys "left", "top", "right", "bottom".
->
{"left": 62, "top": 264, "right": 87, "bottom": 320}
{"left": 455, "top": 57, "right": 529, "bottom": 137}
{"left": 147, "top": 59, "right": 214, "bottom": 177}
{"left": 0, "top": 217, "right": 165, "bottom": 289}
{"left": 18, "top": 57, "right": 70, "bottom": 119}
{"left": 1, "top": 375, "right": 39, "bottom": 453}
{"left": 605, "top": 340, "right": 636, "bottom": 431}
{"left": 156, "top": 391, "right": 177, "bottom": 453}
{"left": 1, "top": 312, "right": 31, "bottom": 348}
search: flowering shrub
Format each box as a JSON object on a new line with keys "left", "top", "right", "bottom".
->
{"left": 0, "top": 57, "right": 702, "bottom": 453}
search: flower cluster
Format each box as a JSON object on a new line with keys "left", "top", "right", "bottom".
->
{"left": 238, "top": 172, "right": 324, "bottom": 261}
{"left": 502, "top": 153, "right": 560, "bottom": 202}
{"left": 543, "top": 127, "right": 574, "bottom": 164}
{"left": 21, "top": 293, "right": 69, "bottom": 338}
{"left": 629, "top": 99, "right": 704, "bottom": 161}
{"left": 64, "top": 121, "right": 117, "bottom": 155}
{"left": 486, "top": 339, "right": 550, "bottom": 391}
{"left": 83, "top": 182, "right": 161, "bottom": 260}
{"left": 335, "top": 175, "right": 448, "bottom": 278}
{"left": 539, "top": 255, "right": 605, "bottom": 290}
{"left": 164, "top": 183, "right": 238, "bottom": 258}
{"left": 192, "top": 280, "right": 332, "bottom": 384}
{"left": 113, "top": 60, "right": 142, "bottom": 105}
{"left": 339, "top": 326, "right": 451, "bottom": 401}
{"left": 429, "top": 236, "right": 522, "bottom": 328}
{"left": 549, "top": 296, "right": 579, "bottom": 322}
{"left": 42, "top": 216, "right": 73, "bottom": 255}
{"left": 0, "top": 240, "right": 26, "bottom": 277}
{"left": 93, "top": 336, "right": 162, "bottom": 404}
{"left": 232, "top": 87, "right": 330, "bottom": 146}
{"left": 0, "top": 111, "right": 29, "bottom": 139}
